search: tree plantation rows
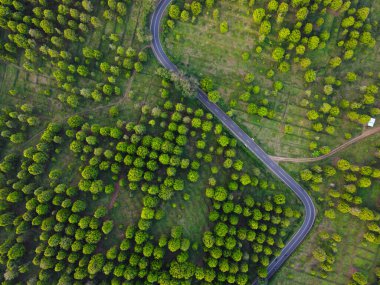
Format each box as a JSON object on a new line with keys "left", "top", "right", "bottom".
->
{"left": 162, "top": 0, "right": 379, "bottom": 283}
{"left": 242, "top": 0, "right": 378, "bottom": 156}
{"left": 0, "top": 71, "right": 302, "bottom": 284}
{"left": 0, "top": 0, "right": 379, "bottom": 284}
{"left": 0, "top": 0, "right": 155, "bottom": 109}
{"left": 312, "top": 229, "right": 377, "bottom": 283}
{"left": 164, "top": 0, "right": 379, "bottom": 159}
{"left": 311, "top": 230, "right": 342, "bottom": 279}
{"left": 297, "top": 150, "right": 380, "bottom": 282}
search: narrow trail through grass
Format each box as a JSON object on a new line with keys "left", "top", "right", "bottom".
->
{"left": 271, "top": 126, "right": 380, "bottom": 163}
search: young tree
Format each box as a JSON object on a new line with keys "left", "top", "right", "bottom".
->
{"left": 88, "top": 253, "right": 105, "bottom": 275}
{"left": 352, "top": 272, "right": 368, "bottom": 285}
{"left": 191, "top": 1, "right": 202, "bottom": 16}
{"left": 208, "top": 90, "right": 220, "bottom": 103}
{"left": 304, "top": 69, "right": 316, "bottom": 83}
{"left": 272, "top": 47, "right": 285, "bottom": 61}
{"left": 337, "top": 159, "right": 350, "bottom": 171}
{"left": 220, "top": 21, "right": 229, "bottom": 34}
{"left": 312, "top": 247, "right": 326, "bottom": 262}
{"left": 253, "top": 8, "right": 266, "bottom": 23}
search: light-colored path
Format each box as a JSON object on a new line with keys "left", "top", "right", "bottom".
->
{"left": 271, "top": 126, "right": 380, "bottom": 163}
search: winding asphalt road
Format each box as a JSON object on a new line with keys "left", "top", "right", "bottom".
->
{"left": 150, "top": 1, "right": 317, "bottom": 283}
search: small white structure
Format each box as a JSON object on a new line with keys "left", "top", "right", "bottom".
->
{"left": 368, "top": 118, "right": 376, "bottom": 127}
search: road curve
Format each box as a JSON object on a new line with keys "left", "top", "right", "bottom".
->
{"left": 150, "top": 1, "right": 317, "bottom": 283}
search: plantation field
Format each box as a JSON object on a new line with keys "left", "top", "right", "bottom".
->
{"left": 164, "top": 0, "right": 379, "bottom": 159}
{"left": 162, "top": 0, "right": 380, "bottom": 283}
{"left": 274, "top": 133, "right": 380, "bottom": 284}
{"left": 0, "top": 0, "right": 379, "bottom": 284}
{"left": 0, "top": 0, "right": 311, "bottom": 283}
{"left": 271, "top": 212, "right": 380, "bottom": 285}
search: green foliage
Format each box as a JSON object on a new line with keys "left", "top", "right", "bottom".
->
{"left": 169, "top": 5, "right": 180, "bottom": 20}
{"left": 102, "top": 220, "right": 114, "bottom": 234}
{"left": 7, "top": 243, "right": 25, "bottom": 260}
{"left": 304, "top": 69, "right": 316, "bottom": 83}
{"left": 220, "top": 21, "right": 229, "bottom": 34}
{"left": 208, "top": 90, "right": 220, "bottom": 103}
{"left": 253, "top": 8, "right": 266, "bottom": 24}
{"left": 88, "top": 253, "right": 105, "bottom": 275}
{"left": 3, "top": 1, "right": 377, "bottom": 284}
{"left": 272, "top": 47, "right": 285, "bottom": 61}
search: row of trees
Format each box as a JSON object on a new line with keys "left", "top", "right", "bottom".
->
{"left": 167, "top": 0, "right": 216, "bottom": 27}
{"left": 0, "top": 121, "right": 64, "bottom": 281}
{"left": 311, "top": 230, "right": 342, "bottom": 279}
{"left": 0, "top": 0, "right": 150, "bottom": 110}
{"left": 248, "top": 0, "right": 377, "bottom": 154}
{"left": 0, "top": 103, "right": 39, "bottom": 146}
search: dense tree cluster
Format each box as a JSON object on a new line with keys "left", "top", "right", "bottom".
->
{"left": 0, "top": 64, "right": 303, "bottom": 283}
{"left": 250, "top": 1, "right": 376, "bottom": 78}
{"left": 0, "top": 122, "right": 63, "bottom": 281}
{"left": 167, "top": 0, "right": 216, "bottom": 28}
{"left": 0, "top": 103, "right": 39, "bottom": 147}
{"left": 237, "top": 73, "right": 276, "bottom": 120}
{"left": 0, "top": 0, "right": 148, "bottom": 109}
{"left": 202, "top": 189, "right": 300, "bottom": 281}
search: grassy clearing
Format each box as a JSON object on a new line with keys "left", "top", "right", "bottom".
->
{"left": 150, "top": 169, "right": 211, "bottom": 244}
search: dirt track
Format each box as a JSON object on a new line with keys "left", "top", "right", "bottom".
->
{"left": 270, "top": 126, "right": 380, "bottom": 163}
